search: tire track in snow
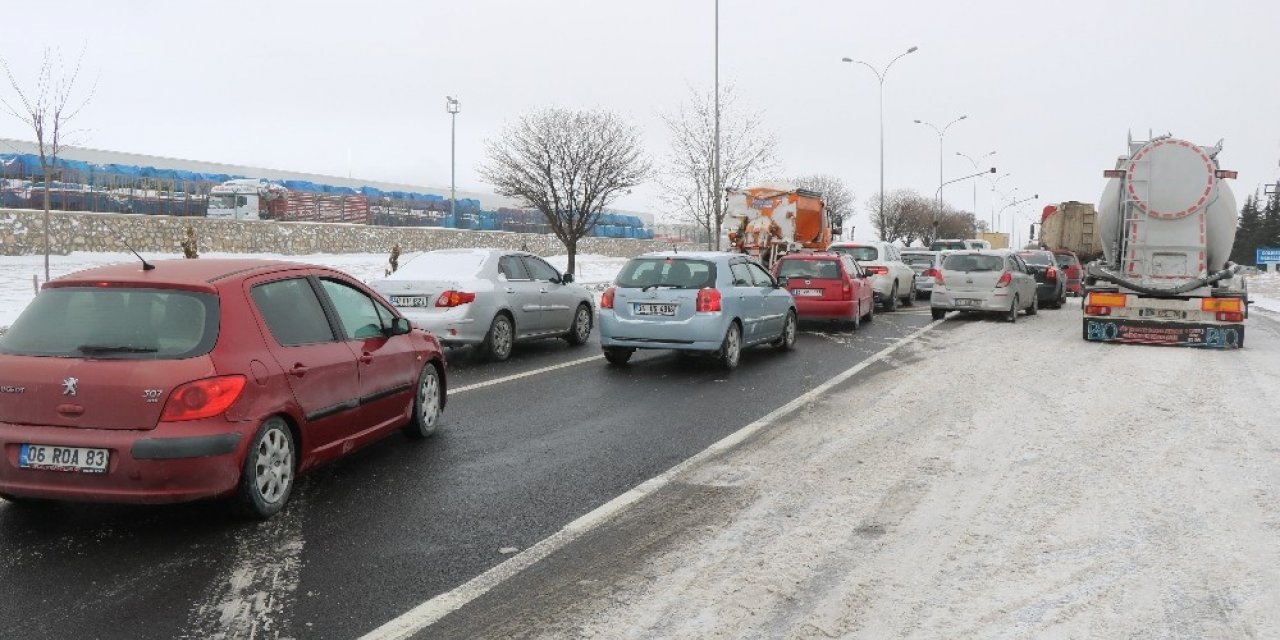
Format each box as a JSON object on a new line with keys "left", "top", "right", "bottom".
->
{"left": 184, "top": 505, "right": 307, "bottom": 639}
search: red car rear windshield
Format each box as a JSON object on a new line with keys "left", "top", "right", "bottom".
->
{"left": 777, "top": 259, "right": 841, "bottom": 279}
{"left": 0, "top": 287, "right": 219, "bottom": 359}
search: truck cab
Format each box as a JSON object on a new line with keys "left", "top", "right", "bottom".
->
{"left": 207, "top": 179, "right": 266, "bottom": 220}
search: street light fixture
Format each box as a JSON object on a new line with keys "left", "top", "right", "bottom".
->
{"left": 999, "top": 194, "right": 1039, "bottom": 246}
{"left": 988, "top": 172, "right": 1011, "bottom": 228}
{"left": 841, "top": 45, "right": 919, "bottom": 229}
{"left": 915, "top": 115, "right": 968, "bottom": 222}
{"left": 446, "top": 95, "right": 460, "bottom": 221}
{"left": 956, "top": 150, "right": 996, "bottom": 218}
{"left": 932, "top": 167, "right": 996, "bottom": 238}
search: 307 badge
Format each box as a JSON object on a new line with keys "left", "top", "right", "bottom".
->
{"left": 142, "top": 389, "right": 164, "bottom": 403}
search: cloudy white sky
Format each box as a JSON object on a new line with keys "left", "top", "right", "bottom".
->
{"left": 2, "top": 0, "right": 1278, "bottom": 242}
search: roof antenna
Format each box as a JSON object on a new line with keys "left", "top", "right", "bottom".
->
{"left": 116, "top": 234, "right": 155, "bottom": 271}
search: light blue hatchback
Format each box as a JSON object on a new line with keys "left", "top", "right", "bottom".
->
{"left": 598, "top": 251, "right": 797, "bottom": 369}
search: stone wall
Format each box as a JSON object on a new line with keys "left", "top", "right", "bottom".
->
{"left": 0, "top": 209, "right": 665, "bottom": 258}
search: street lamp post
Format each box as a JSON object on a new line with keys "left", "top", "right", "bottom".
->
{"left": 956, "top": 150, "right": 996, "bottom": 220}
{"left": 841, "top": 46, "right": 919, "bottom": 229}
{"left": 915, "top": 115, "right": 968, "bottom": 224}
{"left": 446, "top": 96, "right": 460, "bottom": 221}
{"left": 1000, "top": 194, "right": 1039, "bottom": 247}
{"left": 988, "top": 172, "right": 1011, "bottom": 228}
{"left": 932, "top": 167, "right": 997, "bottom": 241}
{"left": 714, "top": 0, "right": 720, "bottom": 249}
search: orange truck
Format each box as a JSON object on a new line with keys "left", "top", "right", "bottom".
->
{"left": 725, "top": 186, "right": 832, "bottom": 268}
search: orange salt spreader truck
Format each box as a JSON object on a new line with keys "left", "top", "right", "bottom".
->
{"left": 725, "top": 186, "right": 833, "bottom": 269}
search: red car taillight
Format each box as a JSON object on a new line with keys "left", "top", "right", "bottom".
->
{"left": 160, "top": 375, "right": 247, "bottom": 422}
{"left": 601, "top": 286, "right": 616, "bottom": 309}
{"left": 996, "top": 272, "right": 1012, "bottom": 288}
{"left": 436, "top": 290, "right": 476, "bottom": 307}
{"left": 1045, "top": 267, "right": 1058, "bottom": 281}
{"left": 841, "top": 277, "right": 853, "bottom": 300}
{"left": 696, "top": 287, "right": 722, "bottom": 312}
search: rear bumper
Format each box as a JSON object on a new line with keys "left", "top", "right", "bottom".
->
{"left": 0, "top": 421, "right": 250, "bottom": 503}
{"left": 1082, "top": 317, "right": 1244, "bottom": 349}
{"left": 1035, "top": 282, "right": 1063, "bottom": 301}
{"left": 793, "top": 298, "right": 855, "bottom": 320}
{"left": 930, "top": 290, "right": 1012, "bottom": 313}
{"left": 599, "top": 311, "right": 729, "bottom": 352}
{"left": 399, "top": 307, "right": 484, "bottom": 345}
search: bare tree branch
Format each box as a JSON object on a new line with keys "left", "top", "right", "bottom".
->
{"left": 478, "top": 108, "right": 650, "bottom": 275}
{"left": 657, "top": 85, "right": 778, "bottom": 249}
{"left": 0, "top": 45, "right": 96, "bottom": 282}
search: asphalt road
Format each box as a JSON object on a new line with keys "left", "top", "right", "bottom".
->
{"left": 0, "top": 304, "right": 939, "bottom": 640}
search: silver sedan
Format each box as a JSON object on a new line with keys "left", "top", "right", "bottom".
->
{"left": 368, "top": 248, "right": 595, "bottom": 361}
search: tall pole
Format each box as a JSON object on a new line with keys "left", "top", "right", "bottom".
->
{"left": 713, "top": 0, "right": 721, "bottom": 250}
{"left": 841, "top": 46, "right": 917, "bottom": 238}
{"left": 446, "top": 96, "right": 460, "bottom": 222}
{"left": 915, "top": 115, "right": 967, "bottom": 235}
{"left": 957, "top": 150, "right": 995, "bottom": 222}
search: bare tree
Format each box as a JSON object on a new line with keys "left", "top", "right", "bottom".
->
{"left": 793, "top": 174, "right": 853, "bottom": 238}
{"left": 657, "top": 86, "right": 777, "bottom": 250}
{"left": 867, "top": 188, "right": 917, "bottom": 243}
{"left": 479, "top": 108, "right": 649, "bottom": 276}
{"left": 0, "top": 46, "right": 95, "bottom": 283}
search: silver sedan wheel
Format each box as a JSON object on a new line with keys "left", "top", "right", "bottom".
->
{"left": 487, "top": 315, "right": 513, "bottom": 360}
{"left": 254, "top": 425, "right": 294, "bottom": 505}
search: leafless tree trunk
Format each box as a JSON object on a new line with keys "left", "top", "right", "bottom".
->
{"left": 0, "top": 46, "right": 95, "bottom": 284}
{"left": 658, "top": 86, "right": 776, "bottom": 250}
{"left": 479, "top": 108, "right": 649, "bottom": 276}
{"left": 793, "top": 174, "right": 854, "bottom": 239}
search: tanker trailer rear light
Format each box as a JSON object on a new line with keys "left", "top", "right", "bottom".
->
{"left": 1216, "top": 312, "right": 1244, "bottom": 322}
{"left": 1086, "top": 292, "right": 1126, "bottom": 313}
{"left": 1201, "top": 298, "right": 1242, "bottom": 313}
{"left": 1215, "top": 170, "right": 1238, "bottom": 179}
{"left": 1103, "top": 169, "right": 1126, "bottom": 178}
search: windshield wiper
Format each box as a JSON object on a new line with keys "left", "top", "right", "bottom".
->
{"left": 77, "top": 344, "right": 159, "bottom": 354}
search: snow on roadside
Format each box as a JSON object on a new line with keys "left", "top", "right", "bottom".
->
{"left": 1247, "top": 272, "right": 1280, "bottom": 314}
{"left": 491, "top": 307, "right": 1280, "bottom": 638}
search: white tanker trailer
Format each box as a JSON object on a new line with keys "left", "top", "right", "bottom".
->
{"left": 1083, "top": 134, "right": 1247, "bottom": 348}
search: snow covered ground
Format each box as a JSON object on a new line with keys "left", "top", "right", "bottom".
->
{"left": 481, "top": 305, "right": 1280, "bottom": 638}
{"left": 0, "top": 251, "right": 628, "bottom": 330}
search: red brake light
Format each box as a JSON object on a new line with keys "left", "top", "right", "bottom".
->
{"left": 865, "top": 266, "right": 888, "bottom": 276}
{"left": 160, "top": 375, "right": 246, "bottom": 422}
{"left": 841, "top": 277, "right": 853, "bottom": 300}
{"left": 1085, "top": 305, "right": 1111, "bottom": 316}
{"left": 922, "top": 268, "right": 940, "bottom": 278}
{"left": 601, "top": 286, "right": 616, "bottom": 310}
{"left": 1216, "top": 311, "right": 1244, "bottom": 322}
{"left": 996, "top": 272, "right": 1012, "bottom": 288}
{"left": 1046, "top": 267, "right": 1058, "bottom": 280}
{"left": 696, "top": 287, "right": 722, "bottom": 313}
{"left": 435, "top": 290, "right": 476, "bottom": 307}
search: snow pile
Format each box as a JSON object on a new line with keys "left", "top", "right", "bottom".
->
{"left": 1247, "top": 271, "right": 1280, "bottom": 314}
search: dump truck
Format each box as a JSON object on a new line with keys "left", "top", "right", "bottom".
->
{"left": 1082, "top": 134, "right": 1246, "bottom": 348}
{"left": 1038, "top": 201, "right": 1101, "bottom": 262}
{"left": 976, "top": 231, "right": 1008, "bottom": 249}
{"left": 725, "top": 186, "right": 832, "bottom": 268}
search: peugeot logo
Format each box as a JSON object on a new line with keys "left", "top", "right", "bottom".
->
{"left": 804, "top": 279, "right": 812, "bottom": 286}
{"left": 62, "top": 377, "right": 79, "bottom": 396}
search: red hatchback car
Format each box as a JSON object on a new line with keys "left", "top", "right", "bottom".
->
{"left": 773, "top": 253, "right": 875, "bottom": 328}
{"left": 0, "top": 259, "right": 447, "bottom": 518}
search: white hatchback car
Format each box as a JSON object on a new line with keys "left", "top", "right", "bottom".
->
{"left": 930, "top": 250, "right": 1038, "bottom": 322}
{"left": 827, "top": 241, "right": 916, "bottom": 310}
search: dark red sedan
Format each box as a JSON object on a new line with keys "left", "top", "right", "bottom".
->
{"left": 0, "top": 259, "right": 447, "bottom": 518}
{"left": 773, "top": 253, "right": 875, "bottom": 329}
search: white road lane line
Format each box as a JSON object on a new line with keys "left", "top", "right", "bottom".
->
{"left": 359, "top": 317, "right": 946, "bottom": 640}
{"left": 450, "top": 355, "right": 603, "bottom": 395}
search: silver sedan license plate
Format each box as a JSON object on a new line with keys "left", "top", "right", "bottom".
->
{"left": 955, "top": 298, "right": 980, "bottom": 307}
{"left": 391, "top": 295, "right": 431, "bottom": 308}
{"left": 19, "top": 443, "right": 109, "bottom": 473}
{"left": 633, "top": 303, "right": 677, "bottom": 316}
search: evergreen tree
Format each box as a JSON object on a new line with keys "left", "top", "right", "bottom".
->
{"left": 1262, "top": 191, "right": 1280, "bottom": 254}
{"left": 1231, "top": 193, "right": 1262, "bottom": 264}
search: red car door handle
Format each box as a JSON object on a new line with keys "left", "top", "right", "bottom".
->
{"left": 289, "top": 364, "right": 309, "bottom": 377}
{"left": 359, "top": 353, "right": 374, "bottom": 364}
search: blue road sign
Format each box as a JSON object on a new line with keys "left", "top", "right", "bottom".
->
{"left": 1258, "top": 247, "right": 1280, "bottom": 263}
